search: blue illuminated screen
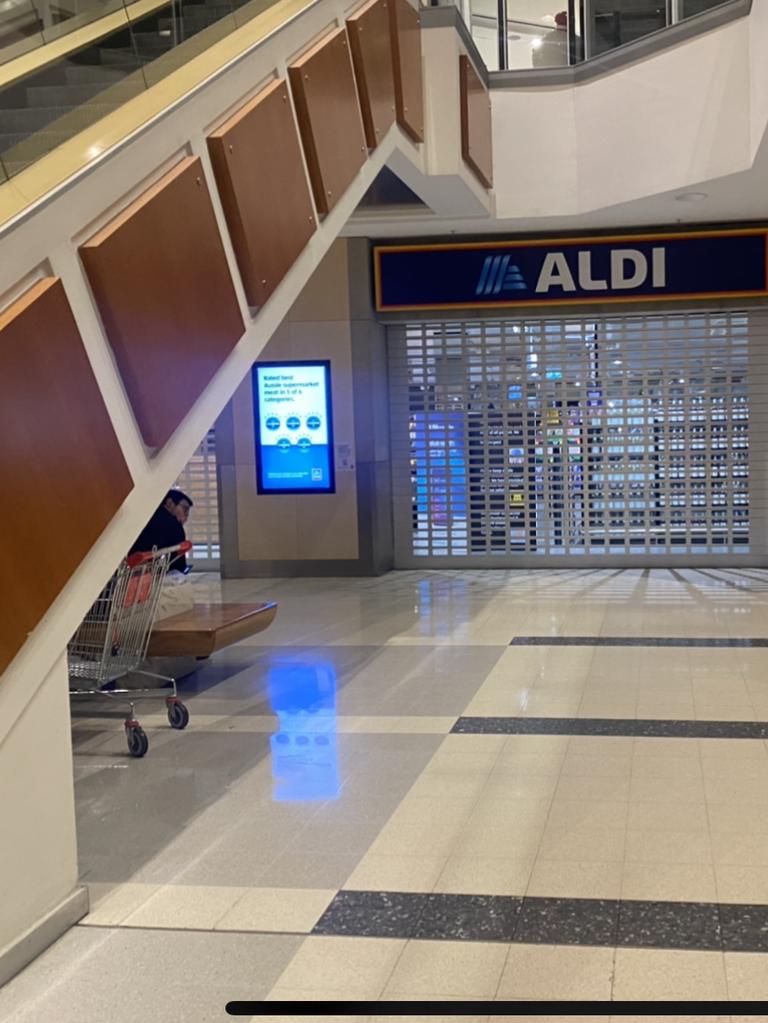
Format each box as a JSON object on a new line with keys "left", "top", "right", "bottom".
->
{"left": 254, "top": 361, "right": 335, "bottom": 494}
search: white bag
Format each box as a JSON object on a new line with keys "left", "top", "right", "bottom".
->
{"left": 154, "top": 571, "right": 195, "bottom": 621}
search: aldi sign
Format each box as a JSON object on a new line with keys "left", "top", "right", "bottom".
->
{"left": 373, "top": 229, "right": 768, "bottom": 312}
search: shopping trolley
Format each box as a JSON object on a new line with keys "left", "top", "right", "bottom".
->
{"left": 68, "top": 540, "right": 192, "bottom": 758}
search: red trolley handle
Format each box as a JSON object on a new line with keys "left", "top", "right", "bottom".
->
{"left": 126, "top": 540, "right": 193, "bottom": 568}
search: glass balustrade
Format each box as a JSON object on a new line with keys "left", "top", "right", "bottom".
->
{"left": 0, "top": 0, "right": 279, "bottom": 181}
{"left": 438, "top": 0, "right": 739, "bottom": 71}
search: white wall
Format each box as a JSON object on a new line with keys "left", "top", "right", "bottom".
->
{"left": 0, "top": 654, "right": 79, "bottom": 961}
{"left": 491, "top": 15, "right": 763, "bottom": 220}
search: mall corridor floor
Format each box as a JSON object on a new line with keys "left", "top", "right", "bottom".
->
{"left": 3, "top": 567, "right": 768, "bottom": 1019}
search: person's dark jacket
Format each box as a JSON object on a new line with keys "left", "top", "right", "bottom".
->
{"left": 129, "top": 506, "right": 188, "bottom": 572}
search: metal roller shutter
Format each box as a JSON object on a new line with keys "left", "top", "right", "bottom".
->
{"left": 173, "top": 427, "right": 220, "bottom": 568}
{"left": 388, "top": 311, "right": 768, "bottom": 567}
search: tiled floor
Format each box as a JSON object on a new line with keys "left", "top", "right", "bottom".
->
{"left": 4, "top": 567, "right": 768, "bottom": 1019}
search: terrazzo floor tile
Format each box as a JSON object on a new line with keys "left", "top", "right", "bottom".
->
{"left": 617, "top": 899, "right": 722, "bottom": 950}
{"left": 496, "top": 943, "right": 615, "bottom": 1000}
{"left": 514, "top": 896, "right": 619, "bottom": 947}
{"left": 313, "top": 891, "right": 429, "bottom": 939}
{"left": 382, "top": 939, "right": 508, "bottom": 998}
{"left": 412, "top": 894, "right": 523, "bottom": 942}
{"left": 719, "top": 904, "right": 768, "bottom": 952}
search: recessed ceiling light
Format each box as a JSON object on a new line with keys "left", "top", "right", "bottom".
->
{"left": 531, "top": 36, "right": 543, "bottom": 49}
{"left": 675, "top": 191, "right": 708, "bottom": 202}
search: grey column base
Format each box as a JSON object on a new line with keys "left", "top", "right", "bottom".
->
{"left": 0, "top": 885, "right": 89, "bottom": 989}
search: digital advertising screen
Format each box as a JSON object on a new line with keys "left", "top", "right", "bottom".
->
{"left": 253, "top": 361, "right": 335, "bottom": 494}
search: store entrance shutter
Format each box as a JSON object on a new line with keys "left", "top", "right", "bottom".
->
{"left": 173, "top": 427, "right": 220, "bottom": 569}
{"left": 388, "top": 312, "right": 768, "bottom": 567}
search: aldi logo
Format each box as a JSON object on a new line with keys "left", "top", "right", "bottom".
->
{"left": 374, "top": 229, "right": 768, "bottom": 312}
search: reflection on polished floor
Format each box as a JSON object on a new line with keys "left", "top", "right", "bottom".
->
{"left": 4, "top": 567, "right": 768, "bottom": 1018}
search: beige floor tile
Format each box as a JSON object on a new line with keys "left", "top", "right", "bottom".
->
{"left": 497, "top": 944, "right": 614, "bottom": 1000}
{"left": 215, "top": 887, "right": 336, "bottom": 933}
{"left": 121, "top": 884, "right": 246, "bottom": 930}
{"left": 407, "top": 774, "right": 488, "bottom": 801}
{"left": 383, "top": 940, "right": 508, "bottom": 998}
{"left": 621, "top": 862, "right": 718, "bottom": 902}
{"left": 436, "top": 855, "right": 534, "bottom": 896}
{"left": 624, "top": 828, "right": 713, "bottom": 865}
{"left": 613, "top": 947, "right": 728, "bottom": 1000}
{"left": 630, "top": 757, "right": 703, "bottom": 780}
{"left": 699, "top": 738, "right": 768, "bottom": 759}
{"left": 711, "top": 832, "right": 768, "bottom": 867}
{"left": 370, "top": 820, "right": 465, "bottom": 858}
{"left": 82, "top": 883, "right": 160, "bottom": 926}
{"left": 438, "top": 734, "right": 507, "bottom": 753}
{"left": 626, "top": 800, "right": 709, "bottom": 832}
{"left": 468, "top": 797, "right": 552, "bottom": 830}
{"left": 555, "top": 775, "right": 631, "bottom": 801}
{"left": 716, "top": 864, "right": 768, "bottom": 903}
{"left": 705, "top": 777, "right": 768, "bottom": 805}
{"left": 633, "top": 737, "right": 700, "bottom": 759}
{"left": 273, "top": 936, "right": 405, "bottom": 996}
{"left": 725, "top": 952, "right": 768, "bottom": 999}
{"left": 546, "top": 799, "right": 629, "bottom": 831}
{"left": 707, "top": 801, "right": 768, "bottom": 834}
{"left": 537, "top": 826, "right": 626, "bottom": 863}
{"left": 343, "top": 854, "right": 448, "bottom": 893}
{"left": 265, "top": 986, "right": 372, "bottom": 1006}
{"left": 392, "top": 716, "right": 457, "bottom": 734}
{"left": 387, "top": 796, "right": 477, "bottom": 828}
{"left": 423, "top": 751, "right": 500, "bottom": 776}
{"left": 526, "top": 859, "right": 623, "bottom": 899}
{"left": 451, "top": 824, "right": 544, "bottom": 861}
{"left": 630, "top": 775, "right": 706, "bottom": 803}
{"left": 559, "top": 754, "right": 633, "bottom": 779}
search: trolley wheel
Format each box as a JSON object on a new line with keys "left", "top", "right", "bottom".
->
{"left": 167, "top": 700, "right": 189, "bottom": 730}
{"left": 126, "top": 726, "right": 149, "bottom": 758}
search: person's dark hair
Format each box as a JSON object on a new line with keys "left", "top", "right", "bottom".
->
{"left": 166, "top": 489, "right": 193, "bottom": 507}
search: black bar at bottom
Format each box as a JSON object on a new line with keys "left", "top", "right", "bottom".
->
{"left": 227, "top": 1001, "right": 768, "bottom": 1015}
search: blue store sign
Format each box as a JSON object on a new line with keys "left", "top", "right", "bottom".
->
{"left": 373, "top": 229, "right": 768, "bottom": 312}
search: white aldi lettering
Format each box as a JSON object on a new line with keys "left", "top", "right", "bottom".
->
{"left": 535, "top": 247, "right": 667, "bottom": 294}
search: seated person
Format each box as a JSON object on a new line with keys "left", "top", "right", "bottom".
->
{"left": 129, "top": 489, "right": 193, "bottom": 572}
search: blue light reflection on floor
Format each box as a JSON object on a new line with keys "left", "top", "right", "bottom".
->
{"left": 267, "top": 662, "right": 340, "bottom": 802}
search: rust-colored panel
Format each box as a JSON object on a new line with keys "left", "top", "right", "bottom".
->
{"left": 80, "top": 156, "right": 245, "bottom": 450}
{"left": 389, "top": 0, "right": 423, "bottom": 143}
{"left": 208, "top": 79, "right": 317, "bottom": 308}
{"left": 288, "top": 27, "right": 368, "bottom": 217}
{"left": 0, "top": 277, "right": 133, "bottom": 675}
{"left": 347, "top": 0, "right": 396, "bottom": 151}
{"left": 460, "top": 54, "right": 493, "bottom": 189}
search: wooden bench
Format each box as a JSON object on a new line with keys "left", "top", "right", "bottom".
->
{"left": 146, "top": 602, "right": 277, "bottom": 658}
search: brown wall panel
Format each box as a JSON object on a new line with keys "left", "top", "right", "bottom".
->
{"left": 389, "top": 0, "right": 423, "bottom": 143}
{"left": 0, "top": 277, "right": 133, "bottom": 675}
{"left": 288, "top": 27, "right": 368, "bottom": 217}
{"left": 460, "top": 54, "right": 493, "bottom": 189}
{"left": 80, "top": 156, "right": 245, "bottom": 450}
{"left": 208, "top": 79, "right": 317, "bottom": 308}
{"left": 347, "top": 0, "right": 396, "bottom": 151}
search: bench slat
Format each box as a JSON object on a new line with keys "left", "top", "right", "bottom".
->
{"left": 146, "top": 601, "right": 277, "bottom": 657}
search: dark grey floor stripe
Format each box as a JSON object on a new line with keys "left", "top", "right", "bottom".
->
{"left": 452, "top": 716, "right": 768, "bottom": 738}
{"left": 511, "top": 635, "right": 768, "bottom": 647}
{"left": 313, "top": 891, "right": 768, "bottom": 953}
